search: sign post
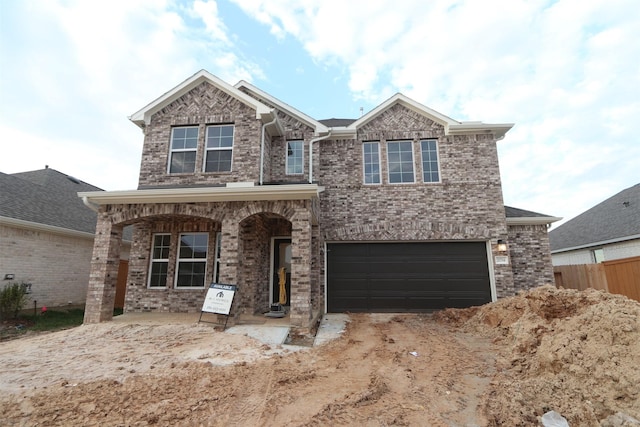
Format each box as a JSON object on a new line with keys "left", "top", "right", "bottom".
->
{"left": 199, "top": 283, "right": 237, "bottom": 330}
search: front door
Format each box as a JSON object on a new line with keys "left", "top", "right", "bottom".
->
{"left": 272, "top": 238, "right": 292, "bottom": 306}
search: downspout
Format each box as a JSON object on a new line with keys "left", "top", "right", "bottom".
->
{"left": 82, "top": 196, "right": 99, "bottom": 212}
{"left": 260, "top": 110, "right": 278, "bottom": 185}
{"left": 309, "top": 128, "right": 333, "bottom": 184}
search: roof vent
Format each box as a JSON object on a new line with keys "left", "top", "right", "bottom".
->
{"left": 67, "top": 176, "right": 80, "bottom": 184}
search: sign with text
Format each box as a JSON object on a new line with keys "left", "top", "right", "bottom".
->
{"left": 202, "top": 283, "right": 237, "bottom": 315}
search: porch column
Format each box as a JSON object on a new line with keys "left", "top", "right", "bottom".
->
{"left": 84, "top": 214, "right": 122, "bottom": 323}
{"left": 220, "top": 218, "right": 241, "bottom": 318}
{"left": 290, "top": 207, "right": 312, "bottom": 328}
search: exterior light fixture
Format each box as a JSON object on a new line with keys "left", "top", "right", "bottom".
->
{"left": 497, "top": 240, "right": 507, "bottom": 252}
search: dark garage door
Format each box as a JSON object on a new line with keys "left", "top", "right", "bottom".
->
{"left": 327, "top": 242, "right": 491, "bottom": 312}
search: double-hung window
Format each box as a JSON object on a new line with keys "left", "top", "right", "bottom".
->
{"left": 148, "top": 234, "right": 171, "bottom": 288}
{"left": 169, "top": 127, "right": 198, "bottom": 173}
{"left": 286, "top": 140, "right": 304, "bottom": 175}
{"left": 420, "top": 139, "right": 440, "bottom": 183}
{"left": 363, "top": 141, "right": 381, "bottom": 184}
{"left": 387, "top": 140, "right": 415, "bottom": 184}
{"left": 204, "top": 125, "right": 234, "bottom": 172}
{"left": 175, "top": 233, "right": 208, "bottom": 288}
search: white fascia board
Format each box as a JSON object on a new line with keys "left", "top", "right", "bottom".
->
{"left": 129, "top": 70, "right": 272, "bottom": 127}
{"left": 550, "top": 234, "right": 640, "bottom": 254}
{"left": 77, "top": 184, "right": 325, "bottom": 205}
{"left": 348, "top": 93, "right": 458, "bottom": 130}
{"left": 506, "top": 216, "right": 563, "bottom": 226}
{"left": 235, "top": 80, "right": 329, "bottom": 135}
{"left": 0, "top": 216, "right": 95, "bottom": 240}
{"left": 448, "top": 122, "right": 514, "bottom": 140}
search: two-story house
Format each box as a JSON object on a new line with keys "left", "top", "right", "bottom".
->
{"left": 79, "top": 70, "right": 560, "bottom": 330}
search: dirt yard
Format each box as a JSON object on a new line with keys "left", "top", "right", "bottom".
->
{"left": 1, "top": 285, "right": 639, "bottom": 426}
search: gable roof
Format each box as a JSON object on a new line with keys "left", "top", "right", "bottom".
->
{"left": 0, "top": 168, "right": 102, "bottom": 235}
{"left": 129, "top": 70, "right": 277, "bottom": 129}
{"left": 347, "top": 93, "right": 514, "bottom": 139}
{"left": 505, "top": 205, "right": 561, "bottom": 226}
{"left": 235, "top": 80, "right": 329, "bottom": 135}
{"left": 549, "top": 183, "right": 640, "bottom": 252}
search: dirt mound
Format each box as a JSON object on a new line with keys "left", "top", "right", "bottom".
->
{"left": 435, "top": 285, "right": 640, "bottom": 426}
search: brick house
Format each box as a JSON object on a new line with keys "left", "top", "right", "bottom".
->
{"left": 79, "top": 70, "right": 559, "bottom": 329}
{"left": 0, "top": 167, "right": 130, "bottom": 308}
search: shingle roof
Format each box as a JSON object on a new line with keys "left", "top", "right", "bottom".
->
{"left": 505, "top": 206, "right": 554, "bottom": 218}
{"left": 0, "top": 168, "right": 102, "bottom": 234}
{"left": 319, "top": 118, "right": 356, "bottom": 127}
{"left": 549, "top": 183, "right": 640, "bottom": 252}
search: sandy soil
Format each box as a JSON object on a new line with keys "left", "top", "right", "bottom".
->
{"left": 1, "top": 285, "right": 639, "bottom": 426}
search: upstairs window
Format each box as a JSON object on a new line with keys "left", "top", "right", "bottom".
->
{"left": 420, "top": 139, "right": 440, "bottom": 183}
{"left": 204, "top": 125, "right": 234, "bottom": 172}
{"left": 169, "top": 127, "right": 198, "bottom": 173}
{"left": 175, "top": 233, "right": 208, "bottom": 288}
{"left": 286, "top": 140, "right": 304, "bottom": 175}
{"left": 363, "top": 141, "right": 381, "bottom": 184}
{"left": 387, "top": 140, "right": 415, "bottom": 184}
{"left": 148, "top": 234, "right": 170, "bottom": 288}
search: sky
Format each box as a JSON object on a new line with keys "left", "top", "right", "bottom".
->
{"left": 1, "top": 0, "right": 638, "bottom": 228}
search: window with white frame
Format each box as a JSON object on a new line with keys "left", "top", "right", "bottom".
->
{"left": 420, "top": 139, "right": 440, "bottom": 183}
{"left": 204, "top": 125, "right": 234, "bottom": 172}
{"left": 148, "top": 234, "right": 171, "bottom": 288}
{"left": 169, "top": 127, "right": 198, "bottom": 173}
{"left": 363, "top": 141, "right": 381, "bottom": 184}
{"left": 286, "top": 140, "right": 304, "bottom": 175}
{"left": 387, "top": 140, "right": 415, "bottom": 183}
{"left": 175, "top": 233, "right": 208, "bottom": 288}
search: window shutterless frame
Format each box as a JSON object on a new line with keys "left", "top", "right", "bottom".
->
{"left": 168, "top": 126, "right": 199, "bottom": 174}
{"left": 174, "top": 232, "right": 209, "bottom": 289}
{"left": 419, "top": 139, "right": 441, "bottom": 183}
{"left": 386, "top": 140, "right": 415, "bottom": 184}
{"left": 362, "top": 141, "right": 381, "bottom": 184}
{"left": 203, "top": 124, "right": 234, "bottom": 173}
{"left": 286, "top": 140, "right": 304, "bottom": 175}
{"left": 148, "top": 233, "right": 171, "bottom": 288}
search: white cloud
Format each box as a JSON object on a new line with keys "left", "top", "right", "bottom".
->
{"left": 232, "top": 0, "right": 640, "bottom": 223}
{"left": 0, "top": 0, "right": 264, "bottom": 190}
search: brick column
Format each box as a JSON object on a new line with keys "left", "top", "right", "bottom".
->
{"left": 220, "top": 218, "right": 240, "bottom": 320}
{"left": 290, "top": 207, "right": 312, "bottom": 328}
{"left": 84, "top": 215, "right": 122, "bottom": 323}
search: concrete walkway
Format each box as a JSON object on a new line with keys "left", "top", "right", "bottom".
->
{"left": 111, "top": 312, "right": 349, "bottom": 347}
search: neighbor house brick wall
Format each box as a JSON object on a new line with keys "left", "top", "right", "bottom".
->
{"left": 508, "top": 224, "right": 555, "bottom": 291}
{"left": 0, "top": 224, "right": 94, "bottom": 308}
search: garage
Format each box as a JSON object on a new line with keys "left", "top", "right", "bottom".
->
{"left": 327, "top": 242, "right": 492, "bottom": 312}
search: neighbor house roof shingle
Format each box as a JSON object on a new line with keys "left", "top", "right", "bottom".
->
{"left": 549, "top": 183, "right": 640, "bottom": 252}
{"left": 0, "top": 168, "right": 102, "bottom": 234}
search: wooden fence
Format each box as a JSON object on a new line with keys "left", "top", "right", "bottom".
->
{"left": 553, "top": 256, "right": 640, "bottom": 302}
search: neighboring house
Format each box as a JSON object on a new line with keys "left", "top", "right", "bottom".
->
{"left": 0, "top": 167, "right": 130, "bottom": 308}
{"left": 550, "top": 183, "right": 640, "bottom": 265}
{"left": 79, "top": 70, "right": 560, "bottom": 328}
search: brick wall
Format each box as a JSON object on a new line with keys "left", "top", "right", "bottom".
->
{"left": 0, "top": 224, "right": 94, "bottom": 308}
{"left": 316, "top": 103, "right": 514, "bottom": 296}
{"left": 508, "top": 224, "right": 555, "bottom": 292}
{"left": 137, "top": 81, "right": 263, "bottom": 188}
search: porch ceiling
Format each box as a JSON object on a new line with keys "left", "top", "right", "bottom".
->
{"left": 78, "top": 184, "right": 324, "bottom": 205}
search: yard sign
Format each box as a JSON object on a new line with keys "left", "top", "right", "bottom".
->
{"left": 199, "top": 283, "right": 237, "bottom": 329}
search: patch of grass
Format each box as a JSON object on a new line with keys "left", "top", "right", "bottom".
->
{"left": 30, "top": 308, "right": 85, "bottom": 332}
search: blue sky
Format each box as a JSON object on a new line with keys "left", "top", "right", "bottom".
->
{"left": 1, "top": 0, "right": 638, "bottom": 227}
